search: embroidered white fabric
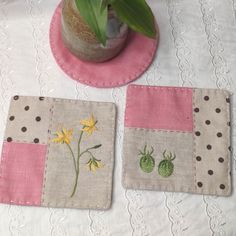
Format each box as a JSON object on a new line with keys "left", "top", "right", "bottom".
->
{"left": 0, "top": 0, "right": 236, "bottom": 235}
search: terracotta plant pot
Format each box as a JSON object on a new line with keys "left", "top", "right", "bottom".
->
{"left": 61, "top": 0, "right": 129, "bottom": 63}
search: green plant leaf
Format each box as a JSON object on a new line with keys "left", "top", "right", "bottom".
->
{"left": 111, "top": 0, "right": 156, "bottom": 38}
{"left": 75, "top": 0, "right": 108, "bottom": 45}
{"left": 100, "top": 0, "right": 110, "bottom": 12}
{"left": 100, "top": 0, "right": 116, "bottom": 11}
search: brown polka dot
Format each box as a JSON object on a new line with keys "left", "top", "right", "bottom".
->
{"left": 34, "top": 138, "right": 39, "bottom": 143}
{"left": 218, "top": 157, "right": 224, "bottom": 163}
{"left": 13, "top": 95, "right": 19, "bottom": 100}
{"left": 215, "top": 108, "right": 221, "bottom": 113}
{"left": 35, "top": 116, "right": 41, "bottom": 122}
{"left": 226, "top": 98, "right": 230, "bottom": 103}
{"left": 24, "top": 106, "right": 30, "bottom": 111}
{"left": 207, "top": 145, "right": 212, "bottom": 150}
{"left": 220, "top": 184, "right": 225, "bottom": 190}
{"left": 197, "top": 182, "right": 203, "bottom": 187}
{"left": 39, "top": 97, "right": 45, "bottom": 101}
{"left": 208, "top": 170, "right": 213, "bottom": 175}
{"left": 21, "top": 127, "right": 27, "bottom": 132}
{"left": 217, "top": 132, "right": 222, "bottom": 137}
{"left": 205, "top": 120, "right": 211, "bottom": 125}
{"left": 7, "top": 137, "right": 12, "bottom": 142}
{"left": 9, "top": 116, "right": 15, "bottom": 121}
{"left": 204, "top": 96, "right": 209, "bottom": 101}
{"left": 196, "top": 156, "right": 201, "bottom": 161}
{"left": 228, "top": 146, "right": 231, "bottom": 152}
{"left": 195, "top": 131, "right": 201, "bottom": 136}
{"left": 194, "top": 108, "right": 199, "bottom": 113}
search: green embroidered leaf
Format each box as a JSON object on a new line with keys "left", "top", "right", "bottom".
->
{"left": 111, "top": 0, "right": 156, "bottom": 38}
{"left": 93, "top": 144, "right": 102, "bottom": 149}
{"left": 75, "top": 0, "right": 108, "bottom": 45}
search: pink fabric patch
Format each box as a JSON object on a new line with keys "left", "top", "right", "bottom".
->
{"left": 125, "top": 85, "right": 193, "bottom": 132}
{"left": 0, "top": 142, "right": 47, "bottom": 206}
{"left": 49, "top": 3, "right": 159, "bottom": 88}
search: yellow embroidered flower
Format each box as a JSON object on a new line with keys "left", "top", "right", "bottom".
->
{"left": 52, "top": 128, "right": 73, "bottom": 144}
{"left": 80, "top": 114, "right": 98, "bottom": 135}
{"left": 87, "top": 158, "right": 103, "bottom": 172}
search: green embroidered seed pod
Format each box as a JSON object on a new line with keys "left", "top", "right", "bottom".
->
{"left": 158, "top": 150, "right": 176, "bottom": 177}
{"left": 138, "top": 145, "right": 155, "bottom": 173}
{"left": 140, "top": 155, "right": 155, "bottom": 173}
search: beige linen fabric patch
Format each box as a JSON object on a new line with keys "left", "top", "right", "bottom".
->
{"left": 42, "top": 99, "right": 116, "bottom": 210}
{"left": 123, "top": 128, "right": 194, "bottom": 192}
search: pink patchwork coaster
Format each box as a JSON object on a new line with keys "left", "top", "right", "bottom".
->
{"left": 50, "top": 3, "right": 159, "bottom": 88}
{"left": 123, "top": 84, "right": 232, "bottom": 196}
{"left": 0, "top": 96, "right": 116, "bottom": 209}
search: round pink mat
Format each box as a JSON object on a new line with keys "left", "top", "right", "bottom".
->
{"left": 50, "top": 3, "right": 159, "bottom": 88}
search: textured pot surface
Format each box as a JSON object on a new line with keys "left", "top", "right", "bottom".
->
{"left": 61, "top": 0, "right": 129, "bottom": 63}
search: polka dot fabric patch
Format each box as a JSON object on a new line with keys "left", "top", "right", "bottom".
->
{"left": 123, "top": 85, "right": 232, "bottom": 196}
{"left": 4, "top": 96, "right": 51, "bottom": 144}
{"left": 193, "top": 89, "right": 231, "bottom": 196}
{"left": 0, "top": 96, "right": 116, "bottom": 209}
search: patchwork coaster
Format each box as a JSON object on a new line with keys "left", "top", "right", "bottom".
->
{"left": 50, "top": 3, "right": 159, "bottom": 88}
{"left": 0, "top": 96, "right": 116, "bottom": 209}
{"left": 123, "top": 85, "right": 232, "bottom": 196}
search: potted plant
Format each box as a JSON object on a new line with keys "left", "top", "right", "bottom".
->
{"left": 62, "top": 0, "right": 157, "bottom": 62}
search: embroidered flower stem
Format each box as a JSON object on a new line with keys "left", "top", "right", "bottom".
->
{"left": 79, "top": 145, "right": 102, "bottom": 158}
{"left": 70, "top": 130, "right": 84, "bottom": 198}
{"left": 70, "top": 133, "right": 102, "bottom": 197}
{"left": 66, "top": 143, "right": 77, "bottom": 173}
{"left": 52, "top": 114, "right": 103, "bottom": 198}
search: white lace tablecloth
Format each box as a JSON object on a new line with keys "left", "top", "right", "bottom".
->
{"left": 0, "top": 0, "right": 236, "bottom": 235}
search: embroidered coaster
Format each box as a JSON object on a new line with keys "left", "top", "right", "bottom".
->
{"left": 0, "top": 96, "right": 116, "bottom": 209}
{"left": 122, "top": 85, "right": 232, "bottom": 196}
